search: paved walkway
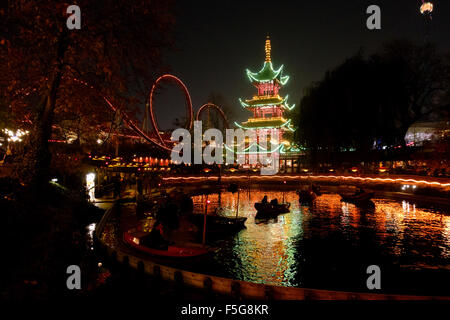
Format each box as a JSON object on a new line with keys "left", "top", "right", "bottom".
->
{"left": 92, "top": 188, "right": 137, "bottom": 210}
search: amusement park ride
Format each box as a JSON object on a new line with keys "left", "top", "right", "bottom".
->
{"left": 113, "top": 2, "right": 437, "bottom": 151}
{"left": 75, "top": 37, "right": 300, "bottom": 165}
{"left": 72, "top": 73, "right": 229, "bottom": 152}
{"left": 143, "top": 74, "right": 229, "bottom": 151}
{"left": 17, "top": 37, "right": 302, "bottom": 165}
{"left": 74, "top": 37, "right": 303, "bottom": 171}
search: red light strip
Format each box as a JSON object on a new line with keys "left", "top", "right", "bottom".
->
{"left": 162, "top": 175, "right": 450, "bottom": 187}
{"left": 18, "top": 75, "right": 228, "bottom": 153}
{"left": 196, "top": 103, "right": 229, "bottom": 128}
{"left": 103, "top": 97, "right": 172, "bottom": 151}
{"left": 69, "top": 77, "right": 173, "bottom": 151}
{"left": 148, "top": 74, "right": 193, "bottom": 148}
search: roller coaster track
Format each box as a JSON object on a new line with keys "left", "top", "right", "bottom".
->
{"left": 15, "top": 75, "right": 228, "bottom": 152}
{"left": 196, "top": 103, "right": 229, "bottom": 129}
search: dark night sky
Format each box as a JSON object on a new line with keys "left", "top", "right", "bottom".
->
{"left": 152, "top": 0, "right": 450, "bottom": 129}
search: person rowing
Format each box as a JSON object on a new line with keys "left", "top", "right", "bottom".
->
{"left": 262, "top": 195, "right": 268, "bottom": 204}
{"left": 141, "top": 221, "right": 169, "bottom": 250}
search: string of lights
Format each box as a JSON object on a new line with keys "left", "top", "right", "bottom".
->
{"left": 162, "top": 174, "right": 450, "bottom": 187}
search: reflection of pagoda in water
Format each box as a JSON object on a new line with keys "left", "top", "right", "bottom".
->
{"left": 233, "top": 36, "right": 303, "bottom": 170}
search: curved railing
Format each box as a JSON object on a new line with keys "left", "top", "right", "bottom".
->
{"left": 162, "top": 174, "right": 450, "bottom": 188}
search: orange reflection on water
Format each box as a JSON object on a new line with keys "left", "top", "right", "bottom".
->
{"left": 195, "top": 190, "right": 450, "bottom": 287}
{"left": 193, "top": 190, "right": 302, "bottom": 286}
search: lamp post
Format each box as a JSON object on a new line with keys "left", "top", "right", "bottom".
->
{"left": 420, "top": 1, "right": 434, "bottom": 40}
{"left": 202, "top": 195, "right": 209, "bottom": 246}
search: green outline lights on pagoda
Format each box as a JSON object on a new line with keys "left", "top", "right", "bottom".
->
{"left": 236, "top": 36, "right": 298, "bottom": 157}
{"left": 245, "top": 36, "right": 289, "bottom": 85}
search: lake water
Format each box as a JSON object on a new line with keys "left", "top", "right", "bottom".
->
{"left": 191, "top": 189, "right": 450, "bottom": 295}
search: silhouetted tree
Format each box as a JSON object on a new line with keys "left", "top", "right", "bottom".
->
{"left": 376, "top": 40, "right": 450, "bottom": 141}
{"left": 296, "top": 40, "right": 450, "bottom": 155}
{"left": 0, "top": 1, "right": 175, "bottom": 187}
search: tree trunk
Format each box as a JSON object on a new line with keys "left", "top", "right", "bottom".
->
{"left": 29, "top": 75, "right": 62, "bottom": 186}
{"left": 25, "top": 31, "right": 68, "bottom": 189}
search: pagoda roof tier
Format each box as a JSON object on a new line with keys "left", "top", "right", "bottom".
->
{"left": 235, "top": 118, "right": 295, "bottom": 131}
{"left": 224, "top": 142, "right": 283, "bottom": 155}
{"left": 239, "top": 94, "right": 295, "bottom": 110}
{"left": 246, "top": 62, "right": 289, "bottom": 85}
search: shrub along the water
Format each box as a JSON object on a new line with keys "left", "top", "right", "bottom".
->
{"left": 0, "top": 177, "right": 103, "bottom": 300}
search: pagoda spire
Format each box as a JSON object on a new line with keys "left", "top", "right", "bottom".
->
{"left": 265, "top": 35, "right": 271, "bottom": 62}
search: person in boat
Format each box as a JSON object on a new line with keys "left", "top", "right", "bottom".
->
{"left": 154, "top": 195, "right": 180, "bottom": 243}
{"left": 156, "top": 196, "right": 180, "bottom": 230}
{"left": 270, "top": 198, "right": 279, "bottom": 206}
{"left": 262, "top": 195, "right": 268, "bottom": 204}
{"left": 165, "top": 195, "right": 180, "bottom": 229}
{"left": 141, "top": 221, "right": 168, "bottom": 250}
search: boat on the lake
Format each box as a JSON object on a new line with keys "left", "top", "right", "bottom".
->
{"left": 297, "top": 189, "right": 317, "bottom": 205}
{"left": 254, "top": 202, "right": 290, "bottom": 217}
{"left": 339, "top": 191, "right": 374, "bottom": 205}
{"left": 187, "top": 212, "right": 247, "bottom": 234}
{"left": 123, "top": 230, "right": 217, "bottom": 261}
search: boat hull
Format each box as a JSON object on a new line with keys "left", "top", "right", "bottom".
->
{"left": 297, "top": 190, "right": 317, "bottom": 204}
{"left": 254, "top": 202, "right": 291, "bottom": 218}
{"left": 340, "top": 192, "right": 374, "bottom": 205}
{"left": 187, "top": 214, "right": 247, "bottom": 234}
{"left": 123, "top": 231, "right": 216, "bottom": 261}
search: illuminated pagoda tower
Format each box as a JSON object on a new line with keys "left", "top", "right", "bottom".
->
{"left": 234, "top": 36, "right": 300, "bottom": 168}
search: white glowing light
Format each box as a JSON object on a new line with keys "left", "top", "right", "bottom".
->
{"left": 2, "top": 128, "right": 29, "bottom": 143}
{"left": 66, "top": 132, "right": 78, "bottom": 144}
{"left": 420, "top": 2, "right": 433, "bottom": 14}
{"left": 86, "top": 173, "right": 96, "bottom": 183}
{"left": 162, "top": 175, "right": 450, "bottom": 187}
{"left": 86, "top": 173, "right": 96, "bottom": 202}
